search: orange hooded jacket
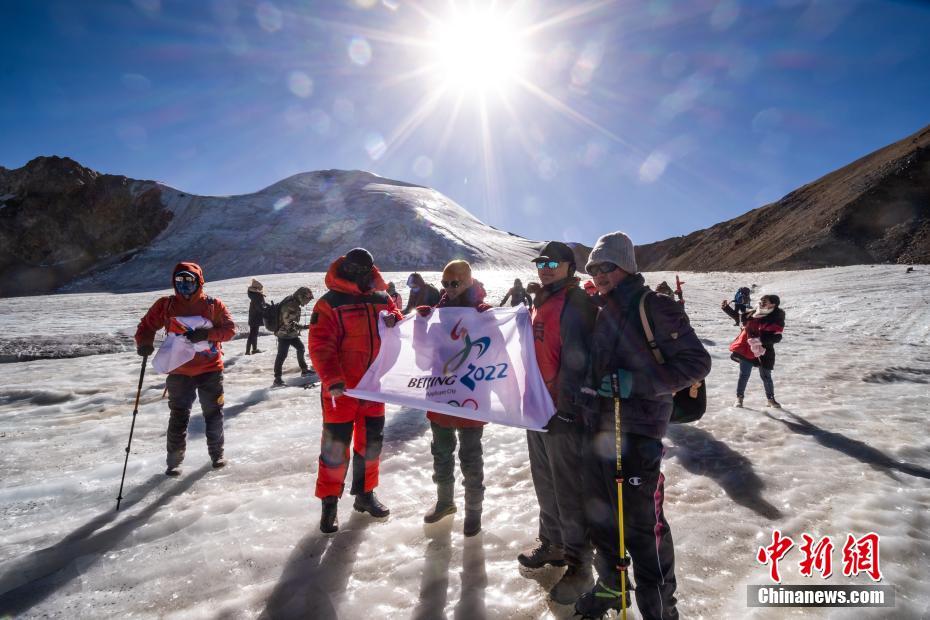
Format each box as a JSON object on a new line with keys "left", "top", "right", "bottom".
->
{"left": 135, "top": 262, "right": 237, "bottom": 376}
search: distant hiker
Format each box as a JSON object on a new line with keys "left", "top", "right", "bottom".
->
{"left": 729, "top": 286, "right": 752, "bottom": 324}
{"left": 500, "top": 278, "right": 530, "bottom": 307}
{"left": 518, "top": 241, "right": 598, "bottom": 604}
{"left": 135, "top": 262, "right": 236, "bottom": 476}
{"left": 387, "top": 281, "right": 403, "bottom": 309}
{"left": 655, "top": 281, "right": 674, "bottom": 297}
{"left": 272, "top": 286, "right": 314, "bottom": 387}
{"left": 722, "top": 294, "right": 785, "bottom": 408}
{"left": 906, "top": 267, "right": 914, "bottom": 273}
{"left": 402, "top": 272, "right": 441, "bottom": 314}
{"left": 526, "top": 281, "right": 542, "bottom": 304}
{"left": 578, "top": 232, "right": 711, "bottom": 619}
{"left": 418, "top": 260, "right": 490, "bottom": 537}
{"left": 246, "top": 279, "right": 265, "bottom": 355}
{"left": 309, "top": 248, "right": 404, "bottom": 533}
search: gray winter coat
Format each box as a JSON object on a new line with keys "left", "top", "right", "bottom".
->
{"left": 275, "top": 287, "right": 313, "bottom": 339}
{"left": 588, "top": 273, "right": 711, "bottom": 439}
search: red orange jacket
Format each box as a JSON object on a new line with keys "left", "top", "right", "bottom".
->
{"left": 308, "top": 257, "right": 403, "bottom": 397}
{"left": 135, "top": 262, "right": 237, "bottom": 376}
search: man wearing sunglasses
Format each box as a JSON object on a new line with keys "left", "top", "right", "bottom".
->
{"left": 309, "top": 248, "right": 404, "bottom": 534}
{"left": 518, "top": 241, "right": 599, "bottom": 605}
{"left": 577, "top": 231, "right": 711, "bottom": 620}
{"left": 135, "top": 262, "right": 237, "bottom": 476}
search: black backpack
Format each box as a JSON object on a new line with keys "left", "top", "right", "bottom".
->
{"left": 262, "top": 300, "right": 282, "bottom": 332}
{"left": 637, "top": 292, "right": 708, "bottom": 424}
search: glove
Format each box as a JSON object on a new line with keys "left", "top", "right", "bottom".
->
{"left": 137, "top": 344, "right": 154, "bottom": 356}
{"left": 597, "top": 370, "right": 633, "bottom": 398}
{"left": 328, "top": 382, "right": 346, "bottom": 399}
{"left": 383, "top": 314, "right": 399, "bottom": 328}
{"left": 416, "top": 305, "right": 433, "bottom": 318}
{"left": 185, "top": 328, "right": 210, "bottom": 343}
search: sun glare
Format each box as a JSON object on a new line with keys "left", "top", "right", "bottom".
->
{"left": 430, "top": 9, "right": 527, "bottom": 94}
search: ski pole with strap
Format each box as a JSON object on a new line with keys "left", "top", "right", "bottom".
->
{"left": 116, "top": 355, "right": 148, "bottom": 511}
{"left": 611, "top": 371, "right": 629, "bottom": 620}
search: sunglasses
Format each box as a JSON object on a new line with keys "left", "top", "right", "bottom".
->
{"left": 588, "top": 263, "right": 619, "bottom": 276}
{"left": 535, "top": 260, "right": 561, "bottom": 270}
{"left": 342, "top": 262, "right": 372, "bottom": 276}
{"left": 174, "top": 274, "right": 197, "bottom": 283}
{"left": 441, "top": 280, "right": 461, "bottom": 289}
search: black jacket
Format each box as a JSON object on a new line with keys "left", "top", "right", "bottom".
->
{"left": 247, "top": 290, "right": 265, "bottom": 328}
{"left": 722, "top": 304, "right": 785, "bottom": 370}
{"left": 589, "top": 274, "right": 711, "bottom": 439}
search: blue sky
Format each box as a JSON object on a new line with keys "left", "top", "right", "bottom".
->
{"left": 2, "top": 0, "right": 929, "bottom": 245}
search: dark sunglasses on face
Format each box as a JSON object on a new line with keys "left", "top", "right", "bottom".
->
{"left": 441, "top": 280, "right": 461, "bottom": 289}
{"left": 588, "top": 263, "right": 619, "bottom": 276}
{"left": 174, "top": 274, "right": 196, "bottom": 283}
{"left": 343, "top": 262, "right": 372, "bottom": 276}
{"left": 535, "top": 260, "right": 560, "bottom": 270}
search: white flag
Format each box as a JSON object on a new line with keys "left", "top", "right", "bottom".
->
{"left": 347, "top": 306, "right": 555, "bottom": 430}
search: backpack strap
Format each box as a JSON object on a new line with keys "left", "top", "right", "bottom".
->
{"left": 639, "top": 291, "right": 665, "bottom": 365}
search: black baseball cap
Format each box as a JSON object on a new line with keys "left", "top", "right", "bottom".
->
{"left": 531, "top": 241, "right": 575, "bottom": 264}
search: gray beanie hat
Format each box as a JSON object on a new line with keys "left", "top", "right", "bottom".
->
{"left": 585, "top": 231, "right": 637, "bottom": 275}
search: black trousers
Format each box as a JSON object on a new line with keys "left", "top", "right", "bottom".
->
{"left": 165, "top": 371, "right": 224, "bottom": 467}
{"left": 585, "top": 418, "right": 678, "bottom": 620}
{"left": 246, "top": 323, "right": 261, "bottom": 354}
{"left": 430, "top": 422, "right": 485, "bottom": 511}
{"left": 274, "top": 337, "right": 307, "bottom": 378}
{"left": 527, "top": 415, "right": 590, "bottom": 565}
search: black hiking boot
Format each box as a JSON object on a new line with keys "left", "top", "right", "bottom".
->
{"left": 550, "top": 564, "right": 594, "bottom": 605}
{"left": 320, "top": 496, "right": 339, "bottom": 534}
{"left": 518, "top": 539, "right": 566, "bottom": 568}
{"left": 165, "top": 466, "right": 181, "bottom": 477}
{"left": 301, "top": 368, "right": 315, "bottom": 377}
{"left": 463, "top": 509, "right": 482, "bottom": 537}
{"left": 272, "top": 377, "right": 285, "bottom": 387}
{"left": 353, "top": 491, "right": 390, "bottom": 518}
{"left": 212, "top": 457, "right": 227, "bottom": 469}
{"left": 424, "top": 501, "right": 457, "bottom": 524}
{"left": 574, "top": 580, "right": 632, "bottom": 619}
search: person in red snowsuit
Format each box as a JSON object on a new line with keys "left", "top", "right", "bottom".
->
{"left": 309, "top": 248, "right": 404, "bottom": 534}
{"left": 135, "top": 262, "right": 236, "bottom": 475}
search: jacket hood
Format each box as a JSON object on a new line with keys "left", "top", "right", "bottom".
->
{"left": 295, "top": 286, "right": 313, "bottom": 305}
{"left": 172, "top": 261, "right": 205, "bottom": 299}
{"left": 325, "top": 256, "right": 388, "bottom": 295}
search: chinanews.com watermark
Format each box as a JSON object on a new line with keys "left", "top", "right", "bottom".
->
{"left": 749, "top": 530, "right": 895, "bottom": 609}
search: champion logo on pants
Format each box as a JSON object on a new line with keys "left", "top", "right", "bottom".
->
{"left": 628, "top": 476, "right": 643, "bottom": 486}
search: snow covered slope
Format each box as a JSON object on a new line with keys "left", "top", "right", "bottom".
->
{"left": 64, "top": 170, "right": 541, "bottom": 293}
{"left": 1, "top": 265, "right": 928, "bottom": 619}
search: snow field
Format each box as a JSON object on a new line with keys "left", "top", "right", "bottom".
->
{"left": 0, "top": 266, "right": 928, "bottom": 619}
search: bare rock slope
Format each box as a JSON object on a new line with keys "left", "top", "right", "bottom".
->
{"left": 636, "top": 124, "right": 930, "bottom": 271}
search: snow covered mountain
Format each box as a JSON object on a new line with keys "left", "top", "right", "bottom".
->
{"left": 0, "top": 158, "right": 541, "bottom": 296}
{"left": 0, "top": 265, "right": 928, "bottom": 618}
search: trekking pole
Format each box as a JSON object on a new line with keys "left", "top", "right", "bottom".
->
{"left": 611, "top": 371, "right": 629, "bottom": 620}
{"left": 116, "top": 355, "right": 148, "bottom": 511}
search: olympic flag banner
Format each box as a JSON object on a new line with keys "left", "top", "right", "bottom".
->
{"left": 346, "top": 306, "right": 556, "bottom": 431}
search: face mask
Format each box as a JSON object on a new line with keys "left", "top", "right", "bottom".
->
{"left": 174, "top": 272, "right": 199, "bottom": 297}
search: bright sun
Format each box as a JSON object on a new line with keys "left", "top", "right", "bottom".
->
{"left": 430, "top": 8, "right": 527, "bottom": 94}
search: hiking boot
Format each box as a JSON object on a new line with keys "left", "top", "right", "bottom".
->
{"left": 518, "top": 540, "right": 565, "bottom": 568}
{"left": 165, "top": 466, "right": 181, "bottom": 477}
{"left": 767, "top": 398, "right": 782, "bottom": 409}
{"left": 212, "top": 457, "right": 227, "bottom": 469}
{"left": 353, "top": 491, "right": 390, "bottom": 518}
{"left": 253, "top": 349, "right": 263, "bottom": 354}
{"left": 320, "top": 496, "right": 338, "bottom": 534}
{"left": 574, "top": 580, "right": 631, "bottom": 618}
{"left": 463, "top": 509, "right": 482, "bottom": 537}
{"left": 423, "top": 501, "right": 456, "bottom": 524}
{"left": 549, "top": 563, "right": 594, "bottom": 605}
{"left": 301, "top": 368, "right": 315, "bottom": 377}
{"left": 734, "top": 396, "right": 744, "bottom": 408}
{"left": 272, "top": 377, "right": 285, "bottom": 387}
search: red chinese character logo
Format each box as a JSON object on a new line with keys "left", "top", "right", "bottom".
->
{"left": 757, "top": 530, "right": 795, "bottom": 583}
{"left": 799, "top": 534, "right": 834, "bottom": 578}
{"left": 842, "top": 533, "right": 882, "bottom": 581}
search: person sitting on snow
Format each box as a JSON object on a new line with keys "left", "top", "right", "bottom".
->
{"left": 135, "top": 262, "right": 236, "bottom": 476}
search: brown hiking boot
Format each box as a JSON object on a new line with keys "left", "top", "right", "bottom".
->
{"left": 518, "top": 540, "right": 565, "bottom": 568}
